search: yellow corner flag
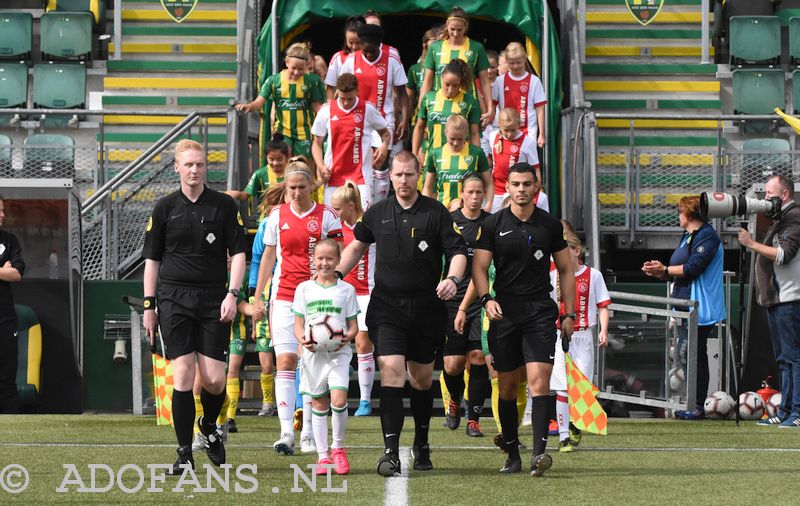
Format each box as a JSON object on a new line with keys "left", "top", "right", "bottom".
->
{"left": 566, "top": 352, "right": 607, "bottom": 435}
{"left": 775, "top": 108, "right": 800, "bottom": 135}
{"left": 152, "top": 353, "right": 174, "bottom": 427}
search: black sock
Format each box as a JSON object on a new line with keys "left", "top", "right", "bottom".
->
{"left": 171, "top": 389, "right": 195, "bottom": 447}
{"left": 467, "top": 364, "right": 489, "bottom": 422}
{"left": 410, "top": 386, "right": 433, "bottom": 447}
{"left": 442, "top": 370, "right": 465, "bottom": 407}
{"left": 532, "top": 395, "right": 553, "bottom": 456}
{"left": 380, "top": 386, "right": 405, "bottom": 453}
{"left": 200, "top": 387, "right": 226, "bottom": 433}
{"left": 498, "top": 397, "right": 519, "bottom": 459}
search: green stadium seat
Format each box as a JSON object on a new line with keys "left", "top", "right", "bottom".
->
{"left": 33, "top": 63, "right": 86, "bottom": 109}
{"left": 742, "top": 138, "right": 791, "bottom": 151}
{"left": 729, "top": 16, "right": 781, "bottom": 66}
{"left": 23, "top": 133, "right": 75, "bottom": 179}
{"left": 0, "top": 12, "right": 32, "bottom": 61}
{"left": 778, "top": 0, "right": 800, "bottom": 26}
{"left": 40, "top": 12, "right": 93, "bottom": 61}
{"left": 741, "top": 138, "right": 792, "bottom": 176}
{"left": 791, "top": 18, "right": 800, "bottom": 66}
{"left": 0, "top": 63, "right": 28, "bottom": 126}
{"left": 0, "top": 134, "right": 11, "bottom": 177}
{"left": 733, "top": 69, "right": 784, "bottom": 133}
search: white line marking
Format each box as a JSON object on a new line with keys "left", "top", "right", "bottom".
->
{"left": 384, "top": 447, "right": 410, "bottom": 506}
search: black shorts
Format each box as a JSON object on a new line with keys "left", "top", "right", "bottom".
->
{"left": 157, "top": 285, "right": 230, "bottom": 362}
{"left": 487, "top": 297, "right": 558, "bottom": 372}
{"left": 443, "top": 299, "right": 483, "bottom": 357}
{"left": 365, "top": 291, "right": 446, "bottom": 364}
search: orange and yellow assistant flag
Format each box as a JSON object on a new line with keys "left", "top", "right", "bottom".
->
{"left": 566, "top": 352, "right": 607, "bottom": 435}
{"left": 775, "top": 108, "right": 800, "bottom": 135}
{"left": 152, "top": 353, "right": 174, "bottom": 427}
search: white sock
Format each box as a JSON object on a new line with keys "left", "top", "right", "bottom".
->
{"left": 301, "top": 395, "right": 314, "bottom": 439}
{"left": 275, "top": 370, "right": 296, "bottom": 436}
{"left": 312, "top": 409, "right": 329, "bottom": 459}
{"left": 357, "top": 352, "right": 375, "bottom": 402}
{"left": 556, "top": 391, "right": 570, "bottom": 441}
{"left": 331, "top": 403, "right": 348, "bottom": 449}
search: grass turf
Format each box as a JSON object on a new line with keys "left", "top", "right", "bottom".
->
{"left": 0, "top": 414, "right": 797, "bottom": 504}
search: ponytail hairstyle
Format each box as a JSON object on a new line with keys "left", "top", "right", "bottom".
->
{"left": 442, "top": 58, "right": 473, "bottom": 92}
{"left": 446, "top": 6, "right": 469, "bottom": 34}
{"left": 258, "top": 182, "right": 287, "bottom": 217}
{"left": 332, "top": 180, "right": 364, "bottom": 220}
{"left": 445, "top": 113, "right": 469, "bottom": 136}
{"left": 285, "top": 42, "right": 311, "bottom": 64}
{"left": 342, "top": 15, "right": 366, "bottom": 53}
{"left": 284, "top": 156, "right": 314, "bottom": 181}
{"left": 264, "top": 133, "right": 290, "bottom": 158}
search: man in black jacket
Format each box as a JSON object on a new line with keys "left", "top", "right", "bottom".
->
{"left": 0, "top": 196, "right": 25, "bottom": 414}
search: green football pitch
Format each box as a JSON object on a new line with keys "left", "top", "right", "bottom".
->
{"left": 0, "top": 414, "right": 797, "bottom": 504}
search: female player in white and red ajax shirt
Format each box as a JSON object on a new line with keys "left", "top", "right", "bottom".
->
{"left": 489, "top": 108, "right": 539, "bottom": 213}
{"left": 491, "top": 42, "right": 547, "bottom": 148}
{"left": 549, "top": 231, "right": 610, "bottom": 453}
{"left": 325, "top": 16, "right": 364, "bottom": 101}
{"left": 331, "top": 182, "right": 377, "bottom": 417}
{"left": 339, "top": 24, "right": 409, "bottom": 149}
{"left": 253, "top": 159, "right": 343, "bottom": 456}
{"left": 311, "top": 73, "right": 390, "bottom": 211}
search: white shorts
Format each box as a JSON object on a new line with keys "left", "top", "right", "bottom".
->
{"left": 269, "top": 299, "right": 300, "bottom": 356}
{"left": 299, "top": 346, "right": 353, "bottom": 397}
{"left": 324, "top": 183, "right": 372, "bottom": 211}
{"left": 550, "top": 329, "right": 595, "bottom": 392}
{"left": 491, "top": 194, "right": 508, "bottom": 213}
{"left": 356, "top": 294, "right": 370, "bottom": 332}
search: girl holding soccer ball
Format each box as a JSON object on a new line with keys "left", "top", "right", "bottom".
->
{"left": 292, "top": 239, "right": 360, "bottom": 475}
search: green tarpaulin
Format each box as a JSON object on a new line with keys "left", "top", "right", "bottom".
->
{"left": 257, "top": 0, "right": 562, "bottom": 210}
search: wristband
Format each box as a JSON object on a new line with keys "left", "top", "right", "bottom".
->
{"left": 228, "top": 288, "right": 240, "bottom": 298}
{"left": 480, "top": 294, "right": 494, "bottom": 307}
{"left": 335, "top": 270, "right": 344, "bottom": 280}
{"left": 143, "top": 296, "right": 156, "bottom": 311}
{"left": 560, "top": 313, "right": 576, "bottom": 324}
{"left": 447, "top": 275, "right": 460, "bottom": 285}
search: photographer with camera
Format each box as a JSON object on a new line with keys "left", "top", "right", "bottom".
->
{"left": 738, "top": 175, "right": 800, "bottom": 427}
{"left": 642, "top": 196, "right": 726, "bottom": 420}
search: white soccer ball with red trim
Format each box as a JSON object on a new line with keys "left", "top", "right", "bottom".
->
{"left": 306, "top": 314, "right": 345, "bottom": 353}
{"left": 767, "top": 392, "right": 783, "bottom": 418}
{"left": 738, "top": 391, "right": 766, "bottom": 420}
{"left": 703, "top": 391, "right": 735, "bottom": 419}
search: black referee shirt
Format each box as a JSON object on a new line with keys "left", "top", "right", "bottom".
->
{"left": 475, "top": 206, "right": 567, "bottom": 300}
{"left": 446, "top": 208, "right": 491, "bottom": 295}
{"left": 142, "top": 186, "right": 247, "bottom": 288}
{"left": 0, "top": 229, "right": 24, "bottom": 323}
{"left": 354, "top": 193, "right": 467, "bottom": 296}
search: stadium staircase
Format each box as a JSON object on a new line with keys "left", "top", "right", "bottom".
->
{"left": 583, "top": 0, "right": 720, "bottom": 241}
{"left": 98, "top": 0, "right": 236, "bottom": 183}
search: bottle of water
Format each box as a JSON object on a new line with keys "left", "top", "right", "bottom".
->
{"left": 49, "top": 248, "right": 58, "bottom": 279}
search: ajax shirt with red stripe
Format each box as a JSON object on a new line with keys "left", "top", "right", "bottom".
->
{"left": 550, "top": 265, "right": 611, "bottom": 331}
{"left": 340, "top": 48, "right": 407, "bottom": 123}
{"left": 342, "top": 221, "right": 375, "bottom": 296}
{"left": 489, "top": 129, "right": 539, "bottom": 196}
{"left": 491, "top": 72, "right": 547, "bottom": 137}
{"left": 264, "top": 202, "right": 343, "bottom": 302}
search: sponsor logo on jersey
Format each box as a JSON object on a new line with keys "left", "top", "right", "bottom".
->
{"left": 376, "top": 65, "right": 387, "bottom": 77}
{"left": 355, "top": 68, "right": 364, "bottom": 73}
{"left": 353, "top": 113, "right": 364, "bottom": 124}
{"left": 277, "top": 98, "right": 305, "bottom": 110}
{"left": 331, "top": 115, "right": 339, "bottom": 121}
{"left": 307, "top": 219, "right": 320, "bottom": 233}
{"left": 465, "top": 155, "right": 473, "bottom": 164}
{"left": 510, "top": 144, "right": 519, "bottom": 154}
{"left": 281, "top": 223, "right": 290, "bottom": 230}
{"left": 520, "top": 84, "right": 529, "bottom": 94}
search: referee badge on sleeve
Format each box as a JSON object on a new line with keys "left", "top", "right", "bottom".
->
{"left": 146, "top": 216, "right": 153, "bottom": 232}
{"left": 453, "top": 222, "right": 462, "bottom": 235}
{"left": 237, "top": 212, "right": 244, "bottom": 226}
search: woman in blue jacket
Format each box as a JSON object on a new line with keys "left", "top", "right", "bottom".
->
{"left": 642, "top": 195, "right": 726, "bottom": 420}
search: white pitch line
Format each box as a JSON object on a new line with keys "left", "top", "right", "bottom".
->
{"left": 383, "top": 447, "right": 410, "bottom": 506}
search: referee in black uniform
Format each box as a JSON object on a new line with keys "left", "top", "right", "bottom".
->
{"left": 337, "top": 151, "right": 467, "bottom": 476}
{"left": 142, "top": 139, "right": 247, "bottom": 474}
{"left": 0, "top": 196, "right": 25, "bottom": 414}
{"left": 472, "top": 162, "right": 575, "bottom": 477}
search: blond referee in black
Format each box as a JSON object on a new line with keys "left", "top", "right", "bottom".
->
{"left": 472, "top": 162, "right": 575, "bottom": 477}
{"left": 143, "top": 139, "right": 247, "bottom": 474}
{"left": 337, "top": 151, "right": 467, "bottom": 476}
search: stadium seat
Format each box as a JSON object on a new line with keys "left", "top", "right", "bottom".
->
{"left": 793, "top": 70, "right": 800, "bottom": 112}
{"left": 791, "top": 18, "right": 800, "bottom": 66}
{"left": 741, "top": 138, "right": 792, "bottom": 175}
{"left": 729, "top": 16, "right": 781, "bottom": 66}
{"left": 715, "top": 0, "right": 774, "bottom": 40}
{"left": 733, "top": 69, "right": 785, "bottom": 132}
{"left": 40, "top": 11, "right": 93, "bottom": 61}
{"left": 742, "top": 138, "right": 791, "bottom": 151}
{"left": 0, "top": 134, "right": 11, "bottom": 177}
{"left": 777, "top": 0, "right": 800, "bottom": 26}
{"left": 14, "top": 305, "right": 42, "bottom": 408}
{"left": 22, "top": 133, "right": 75, "bottom": 179}
{"left": 46, "top": 0, "right": 106, "bottom": 30}
{"left": 0, "top": 12, "right": 32, "bottom": 61}
{"left": 33, "top": 63, "right": 86, "bottom": 127}
{"left": 0, "top": 63, "right": 28, "bottom": 126}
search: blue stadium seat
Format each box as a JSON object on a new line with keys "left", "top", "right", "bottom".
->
{"left": 729, "top": 16, "right": 782, "bottom": 66}
{"left": 23, "top": 133, "right": 75, "bottom": 179}
{"left": 40, "top": 11, "right": 93, "bottom": 61}
{"left": 0, "top": 12, "right": 32, "bottom": 61}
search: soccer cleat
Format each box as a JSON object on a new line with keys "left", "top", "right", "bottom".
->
{"left": 300, "top": 435, "right": 317, "bottom": 454}
{"left": 499, "top": 455, "right": 522, "bottom": 473}
{"left": 445, "top": 399, "right": 461, "bottom": 430}
{"left": 293, "top": 408, "right": 304, "bottom": 431}
{"left": 227, "top": 418, "right": 238, "bottom": 433}
{"left": 191, "top": 432, "right": 206, "bottom": 452}
{"left": 758, "top": 415, "right": 786, "bottom": 426}
{"left": 315, "top": 457, "right": 333, "bottom": 476}
{"left": 675, "top": 408, "right": 705, "bottom": 420}
{"left": 273, "top": 433, "right": 295, "bottom": 455}
{"left": 197, "top": 417, "right": 226, "bottom": 466}
{"left": 258, "top": 402, "right": 274, "bottom": 416}
{"left": 331, "top": 448, "right": 350, "bottom": 475}
{"left": 559, "top": 439, "right": 574, "bottom": 453}
{"left": 548, "top": 419, "right": 559, "bottom": 436}
{"left": 778, "top": 415, "right": 800, "bottom": 428}
{"left": 377, "top": 449, "right": 401, "bottom": 477}
{"left": 169, "top": 446, "right": 194, "bottom": 476}
{"left": 354, "top": 400, "right": 372, "bottom": 416}
{"left": 411, "top": 444, "right": 433, "bottom": 471}
{"left": 466, "top": 420, "right": 484, "bottom": 437}
{"left": 569, "top": 422, "right": 583, "bottom": 446}
{"left": 530, "top": 453, "right": 553, "bottom": 477}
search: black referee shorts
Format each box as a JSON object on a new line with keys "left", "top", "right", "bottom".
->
{"left": 365, "top": 291, "right": 446, "bottom": 364}
{"left": 443, "top": 299, "right": 483, "bottom": 357}
{"left": 157, "top": 285, "right": 230, "bottom": 362}
{"left": 488, "top": 297, "right": 559, "bottom": 372}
